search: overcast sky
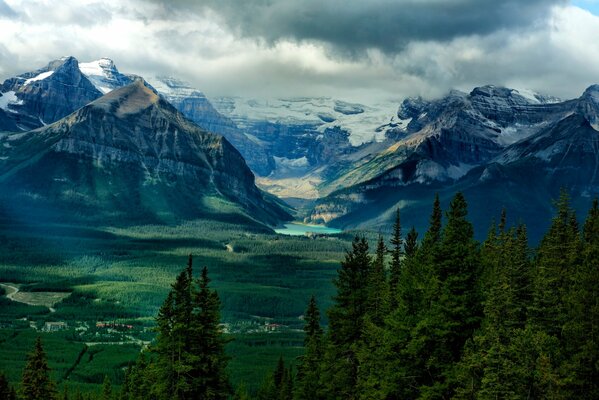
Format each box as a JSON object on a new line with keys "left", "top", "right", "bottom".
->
{"left": 1, "top": 0, "right": 598, "bottom": 104}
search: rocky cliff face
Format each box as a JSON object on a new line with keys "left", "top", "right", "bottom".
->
{"left": 149, "top": 77, "right": 274, "bottom": 176}
{"left": 308, "top": 85, "right": 599, "bottom": 242}
{"left": 0, "top": 57, "right": 103, "bottom": 130}
{"left": 0, "top": 81, "right": 290, "bottom": 226}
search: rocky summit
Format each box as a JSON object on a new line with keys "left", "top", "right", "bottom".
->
{"left": 0, "top": 80, "right": 291, "bottom": 227}
{"left": 308, "top": 84, "right": 599, "bottom": 242}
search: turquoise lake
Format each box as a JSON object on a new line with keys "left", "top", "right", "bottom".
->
{"left": 274, "top": 223, "right": 342, "bottom": 236}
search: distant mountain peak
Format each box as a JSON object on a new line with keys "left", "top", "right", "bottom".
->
{"left": 90, "top": 80, "right": 159, "bottom": 117}
{"left": 583, "top": 84, "right": 599, "bottom": 101}
{"left": 79, "top": 57, "right": 134, "bottom": 94}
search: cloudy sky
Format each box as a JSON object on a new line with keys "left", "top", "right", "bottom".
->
{"left": 0, "top": 0, "right": 598, "bottom": 103}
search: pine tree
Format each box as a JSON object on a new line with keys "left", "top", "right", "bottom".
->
{"left": 303, "top": 295, "right": 323, "bottom": 339}
{"left": 20, "top": 337, "right": 57, "bottom": 400}
{"left": 366, "top": 236, "right": 389, "bottom": 326}
{"left": 187, "top": 266, "right": 232, "bottom": 399}
{"left": 424, "top": 193, "right": 442, "bottom": 246}
{"left": 325, "top": 236, "right": 371, "bottom": 399}
{"left": 531, "top": 190, "right": 581, "bottom": 337}
{"left": 455, "top": 220, "right": 534, "bottom": 399}
{"left": 233, "top": 383, "right": 251, "bottom": 400}
{"left": 0, "top": 371, "right": 15, "bottom": 400}
{"left": 562, "top": 198, "right": 599, "bottom": 398}
{"left": 101, "top": 376, "right": 112, "bottom": 400}
{"left": 328, "top": 236, "right": 371, "bottom": 346}
{"left": 258, "top": 357, "right": 293, "bottom": 400}
{"left": 295, "top": 296, "right": 324, "bottom": 400}
{"left": 404, "top": 227, "right": 418, "bottom": 259}
{"left": 61, "top": 384, "right": 69, "bottom": 400}
{"left": 389, "top": 209, "right": 403, "bottom": 306}
{"left": 412, "top": 192, "right": 482, "bottom": 399}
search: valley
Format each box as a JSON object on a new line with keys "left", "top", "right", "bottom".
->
{"left": 1, "top": 54, "right": 599, "bottom": 398}
{"left": 0, "top": 216, "right": 358, "bottom": 392}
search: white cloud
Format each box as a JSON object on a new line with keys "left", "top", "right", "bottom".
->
{"left": 0, "top": 1, "right": 598, "bottom": 104}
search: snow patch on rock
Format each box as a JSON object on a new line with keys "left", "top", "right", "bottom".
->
{"left": 24, "top": 71, "right": 54, "bottom": 85}
{"left": 0, "top": 91, "right": 22, "bottom": 112}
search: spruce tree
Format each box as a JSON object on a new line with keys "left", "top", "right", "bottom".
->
{"left": 21, "top": 337, "right": 57, "bottom": 400}
{"left": 404, "top": 227, "right": 418, "bottom": 258}
{"left": 389, "top": 209, "right": 403, "bottom": 306}
{"left": 325, "top": 236, "right": 371, "bottom": 399}
{"left": 328, "top": 236, "right": 371, "bottom": 346}
{"left": 61, "top": 385, "right": 69, "bottom": 400}
{"left": 0, "top": 371, "right": 15, "bottom": 400}
{"left": 531, "top": 190, "right": 581, "bottom": 338}
{"left": 101, "top": 376, "right": 112, "bottom": 400}
{"left": 563, "top": 198, "right": 599, "bottom": 398}
{"left": 295, "top": 296, "right": 324, "bottom": 400}
{"left": 425, "top": 193, "right": 442, "bottom": 246}
{"left": 455, "top": 220, "right": 534, "bottom": 399}
{"left": 187, "top": 266, "right": 232, "bottom": 399}
{"left": 303, "top": 295, "right": 323, "bottom": 339}
{"left": 412, "top": 192, "right": 481, "bottom": 399}
{"left": 366, "top": 236, "right": 389, "bottom": 326}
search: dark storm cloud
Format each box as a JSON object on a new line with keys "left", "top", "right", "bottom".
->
{"left": 157, "top": 0, "right": 567, "bottom": 53}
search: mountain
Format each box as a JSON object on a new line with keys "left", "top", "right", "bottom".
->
{"left": 212, "top": 96, "right": 399, "bottom": 198}
{"left": 308, "top": 85, "right": 599, "bottom": 242}
{"left": 148, "top": 77, "right": 274, "bottom": 176}
{"left": 0, "top": 57, "right": 402, "bottom": 190}
{"left": 78, "top": 58, "right": 137, "bottom": 94}
{"left": 0, "top": 56, "right": 102, "bottom": 130}
{"left": 0, "top": 80, "right": 291, "bottom": 227}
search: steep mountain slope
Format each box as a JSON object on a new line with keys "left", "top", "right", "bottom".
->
{"left": 78, "top": 58, "right": 136, "bottom": 94}
{"left": 149, "top": 77, "right": 274, "bottom": 176}
{"left": 212, "top": 96, "right": 399, "bottom": 197}
{"left": 319, "top": 86, "right": 571, "bottom": 195}
{"left": 0, "top": 80, "right": 291, "bottom": 227}
{"left": 0, "top": 57, "right": 102, "bottom": 130}
{"left": 308, "top": 85, "right": 599, "bottom": 242}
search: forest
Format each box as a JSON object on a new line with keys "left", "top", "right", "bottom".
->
{"left": 1, "top": 190, "right": 597, "bottom": 400}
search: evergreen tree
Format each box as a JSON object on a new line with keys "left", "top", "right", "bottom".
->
{"left": 455, "top": 220, "right": 534, "bottom": 399}
{"left": 187, "top": 266, "right": 232, "bottom": 399}
{"left": 325, "top": 236, "right": 371, "bottom": 399}
{"left": 389, "top": 209, "right": 403, "bottom": 306}
{"left": 233, "top": 383, "right": 251, "bottom": 400}
{"left": 101, "top": 376, "right": 112, "bottom": 400}
{"left": 425, "top": 193, "right": 442, "bottom": 246}
{"left": 328, "top": 236, "right": 371, "bottom": 346}
{"left": 366, "top": 236, "right": 389, "bottom": 326}
{"left": 0, "top": 371, "right": 15, "bottom": 400}
{"left": 20, "top": 337, "right": 57, "bottom": 400}
{"left": 404, "top": 227, "right": 418, "bottom": 259}
{"left": 258, "top": 357, "right": 293, "bottom": 400}
{"left": 303, "top": 295, "right": 323, "bottom": 339}
{"left": 531, "top": 190, "right": 581, "bottom": 337}
{"left": 61, "top": 385, "right": 69, "bottom": 400}
{"left": 562, "top": 198, "right": 599, "bottom": 398}
{"left": 118, "top": 364, "right": 131, "bottom": 400}
{"left": 150, "top": 256, "right": 230, "bottom": 399}
{"left": 295, "top": 296, "right": 324, "bottom": 400}
{"left": 410, "top": 192, "right": 481, "bottom": 398}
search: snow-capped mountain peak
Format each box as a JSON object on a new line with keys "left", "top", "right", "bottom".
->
{"left": 147, "top": 76, "right": 207, "bottom": 100}
{"left": 79, "top": 58, "right": 134, "bottom": 94}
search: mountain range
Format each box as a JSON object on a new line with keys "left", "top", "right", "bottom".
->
{"left": 1, "top": 56, "right": 598, "bottom": 240}
{"left": 0, "top": 61, "right": 290, "bottom": 228}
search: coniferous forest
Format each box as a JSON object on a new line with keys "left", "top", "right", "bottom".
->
{"left": 1, "top": 191, "right": 598, "bottom": 400}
